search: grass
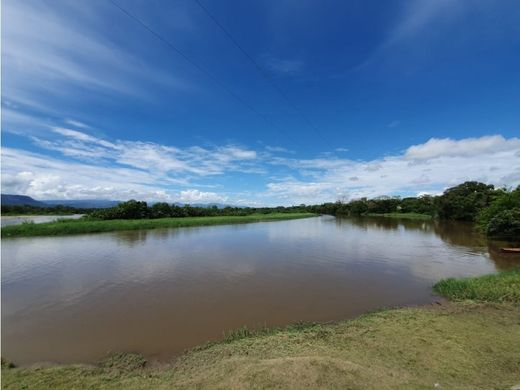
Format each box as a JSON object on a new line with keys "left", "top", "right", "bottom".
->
{"left": 434, "top": 269, "right": 520, "bottom": 304}
{"left": 0, "top": 213, "right": 316, "bottom": 238}
{"left": 2, "top": 270, "right": 520, "bottom": 389}
{"left": 365, "top": 212, "right": 433, "bottom": 220}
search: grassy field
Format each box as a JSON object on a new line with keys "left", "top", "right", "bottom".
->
{"left": 1, "top": 213, "right": 316, "bottom": 238}
{"left": 2, "top": 270, "right": 519, "bottom": 389}
{"left": 365, "top": 212, "right": 433, "bottom": 220}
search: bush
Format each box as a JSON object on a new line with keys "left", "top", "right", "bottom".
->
{"left": 486, "top": 208, "right": 520, "bottom": 239}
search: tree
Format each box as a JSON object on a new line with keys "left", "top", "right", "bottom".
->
{"left": 486, "top": 208, "right": 520, "bottom": 238}
{"left": 477, "top": 186, "right": 520, "bottom": 237}
{"left": 436, "top": 181, "right": 496, "bottom": 221}
{"left": 150, "top": 202, "right": 172, "bottom": 218}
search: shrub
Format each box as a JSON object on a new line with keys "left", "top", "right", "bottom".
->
{"left": 486, "top": 208, "right": 520, "bottom": 239}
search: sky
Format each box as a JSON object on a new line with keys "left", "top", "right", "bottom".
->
{"left": 2, "top": 0, "right": 520, "bottom": 206}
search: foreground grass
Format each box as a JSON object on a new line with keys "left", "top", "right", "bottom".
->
{"left": 365, "top": 212, "right": 433, "bottom": 220}
{"left": 2, "top": 271, "right": 519, "bottom": 389}
{"left": 1, "top": 213, "right": 315, "bottom": 238}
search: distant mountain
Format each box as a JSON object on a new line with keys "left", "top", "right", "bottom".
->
{"left": 2, "top": 195, "right": 243, "bottom": 209}
{"left": 1, "top": 194, "right": 120, "bottom": 209}
{"left": 1, "top": 194, "right": 47, "bottom": 207}
{"left": 43, "top": 199, "right": 121, "bottom": 208}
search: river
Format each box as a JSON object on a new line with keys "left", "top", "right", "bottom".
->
{"left": 1, "top": 215, "right": 517, "bottom": 365}
{"left": 1, "top": 214, "right": 84, "bottom": 227}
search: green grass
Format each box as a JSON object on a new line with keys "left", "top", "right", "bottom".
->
{"left": 2, "top": 271, "right": 520, "bottom": 389}
{"left": 434, "top": 269, "right": 520, "bottom": 304}
{"left": 1, "top": 213, "right": 316, "bottom": 238}
{"left": 365, "top": 212, "right": 433, "bottom": 220}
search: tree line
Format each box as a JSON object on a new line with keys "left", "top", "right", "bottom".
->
{"left": 88, "top": 202, "right": 309, "bottom": 220}
{"left": 2, "top": 181, "right": 518, "bottom": 239}
{"left": 309, "top": 181, "right": 519, "bottom": 239}
{"left": 1, "top": 204, "right": 93, "bottom": 216}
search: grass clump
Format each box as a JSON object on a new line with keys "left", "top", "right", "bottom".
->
{"left": 98, "top": 353, "right": 147, "bottom": 372}
{"left": 434, "top": 269, "right": 520, "bottom": 304}
{"left": 1, "top": 213, "right": 315, "bottom": 238}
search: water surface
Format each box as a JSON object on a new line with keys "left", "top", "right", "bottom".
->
{"left": 1, "top": 214, "right": 83, "bottom": 227}
{"left": 2, "top": 216, "right": 517, "bottom": 365}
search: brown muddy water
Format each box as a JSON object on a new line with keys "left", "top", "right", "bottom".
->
{"left": 1, "top": 216, "right": 518, "bottom": 365}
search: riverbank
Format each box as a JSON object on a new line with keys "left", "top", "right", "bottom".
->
{"left": 2, "top": 270, "right": 519, "bottom": 389}
{"left": 1, "top": 213, "right": 316, "bottom": 238}
{"left": 365, "top": 212, "right": 433, "bottom": 220}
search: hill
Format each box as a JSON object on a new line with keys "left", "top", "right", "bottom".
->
{"left": 1, "top": 194, "right": 47, "bottom": 207}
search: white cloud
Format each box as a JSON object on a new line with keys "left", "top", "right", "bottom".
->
{"left": 0, "top": 148, "right": 231, "bottom": 203}
{"left": 2, "top": 131, "right": 519, "bottom": 206}
{"left": 405, "top": 135, "right": 520, "bottom": 160}
{"left": 179, "top": 190, "right": 227, "bottom": 203}
{"left": 266, "top": 135, "right": 520, "bottom": 204}
{"left": 24, "top": 124, "right": 260, "bottom": 178}
{"left": 1, "top": 120, "right": 260, "bottom": 202}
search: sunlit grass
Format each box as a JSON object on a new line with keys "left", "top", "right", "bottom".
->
{"left": 434, "top": 269, "right": 520, "bottom": 304}
{"left": 1, "top": 213, "right": 316, "bottom": 238}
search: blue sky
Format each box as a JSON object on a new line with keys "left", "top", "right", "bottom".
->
{"left": 2, "top": 0, "right": 520, "bottom": 205}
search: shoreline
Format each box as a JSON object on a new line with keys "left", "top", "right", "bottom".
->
{"left": 3, "top": 270, "right": 519, "bottom": 388}
{"left": 1, "top": 213, "right": 316, "bottom": 238}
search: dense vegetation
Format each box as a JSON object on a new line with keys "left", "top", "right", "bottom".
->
{"left": 3, "top": 271, "right": 519, "bottom": 389}
{"left": 1, "top": 204, "right": 92, "bottom": 216}
{"left": 88, "top": 201, "right": 309, "bottom": 220}
{"left": 309, "top": 181, "right": 520, "bottom": 239}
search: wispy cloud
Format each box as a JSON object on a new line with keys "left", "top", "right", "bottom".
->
{"left": 354, "top": 0, "right": 464, "bottom": 71}
{"left": 30, "top": 126, "right": 260, "bottom": 177}
{"left": 2, "top": 0, "right": 192, "bottom": 113}
{"left": 1, "top": 147, "right": 224, "bottom": 203}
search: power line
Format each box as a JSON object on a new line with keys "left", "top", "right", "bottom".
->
{"left": 193, "top": 0, "right": 334, "bottom": 150}
{"left": 107, "top": 0, "right": 300, "bottom": 146}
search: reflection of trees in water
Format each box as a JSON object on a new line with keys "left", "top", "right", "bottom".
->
{"left": 486, "top": 241, "right": 520, "bottom": 270}
{"left": 114, "top": 230, "right": 153, "bottom": 246}
{"left": 338, "top": 216, "right": 434, "bottom": 234}
{"left": 433, "top": 220, "right": 520, "bottom": 270}
{"left": 338, "top": 216, "right": 520, "bottom": 271}
{"left": 112, "top": 223, "right": 252, "bottom": 247}
{"left": 113, "top": 229, "right": 182, "bottom": 246}
{"left": 431, "top": 220, "right": 486, "bottom": 247}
